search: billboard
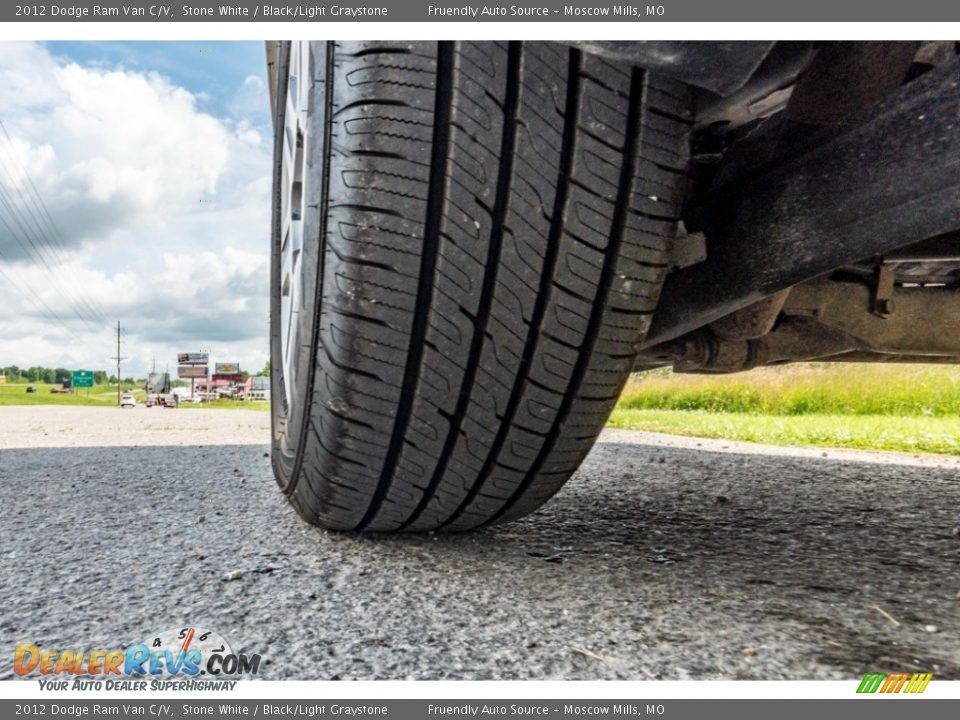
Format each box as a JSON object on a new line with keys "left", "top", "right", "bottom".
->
{"left": 215, "top": 362, "right": 240, "bottom": 375}
{"left": 177, "top": 352, "right": 209, "bottom": 365}
{"left": 177, "top": 365, "right": 208, "bottom": 379}
{"left": 72, "top": 370, "right": 94, "bottom": 388}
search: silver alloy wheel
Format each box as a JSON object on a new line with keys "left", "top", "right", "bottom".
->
{"left": 279, "top": 42, "right": 310, "bottom": 411}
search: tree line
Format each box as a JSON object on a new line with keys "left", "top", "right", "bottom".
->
{"left": 0, "top": 366, "right": 120, "bottom": 385}
{"left": 2, "top": 360, "right": 272, "bottom": 385}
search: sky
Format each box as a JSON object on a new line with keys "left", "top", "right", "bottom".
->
{"left": 0, "top": 41, "right": 273, "bottom": 378}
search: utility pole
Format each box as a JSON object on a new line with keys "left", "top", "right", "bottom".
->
{"left": 111, "top": 321, "right": 128, "bottom": 406}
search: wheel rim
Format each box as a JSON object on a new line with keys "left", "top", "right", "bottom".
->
{"left": 279, "top": 42, "right": 310, "bottom": 413}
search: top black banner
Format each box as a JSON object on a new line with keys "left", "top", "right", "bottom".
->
{"left": 6, "top": 0, "right": 960, "bottom": 22}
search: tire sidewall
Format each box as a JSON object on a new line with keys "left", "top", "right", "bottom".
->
{"left": 270, "top": 41, "right": 327, "bottom": 494}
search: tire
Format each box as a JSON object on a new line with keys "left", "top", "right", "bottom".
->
{"left": 270, "top": 41, "right": 692, "bottom": 532}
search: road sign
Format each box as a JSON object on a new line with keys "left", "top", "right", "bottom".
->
{"left": 72, "top": 370, "right": 94, "bottom": 388}
{"left": 178, "top": 352, "right": 209, "bottom": 365}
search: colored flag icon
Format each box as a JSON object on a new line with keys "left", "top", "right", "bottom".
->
{"left": 857, "top": 672, "right": 932, "bottom": 694}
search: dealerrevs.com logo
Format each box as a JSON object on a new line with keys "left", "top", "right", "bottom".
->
{"left": 14, "top": 627, "right": 261, "bottom": 690}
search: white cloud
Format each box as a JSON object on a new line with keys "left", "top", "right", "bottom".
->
{"left": 229, "top": 72, "right": 270, "bottom": 124}
{"left": 0, "top": 42, "right": 62, "bottom": 111}
{"left": 0, "top": 42, "right": 273, "bottom": 377}
{"left": 3, "top": 54, "right": 236, "bottom": 252}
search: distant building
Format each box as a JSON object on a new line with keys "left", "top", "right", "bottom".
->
{"left": 248, "top": 376, "right": 270, "bottom": 401}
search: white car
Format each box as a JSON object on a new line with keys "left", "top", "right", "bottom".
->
{"left": 120, "top": 393, "right": 136, "bottom": 408}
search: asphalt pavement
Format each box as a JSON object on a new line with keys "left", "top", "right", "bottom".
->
{"left": 1, "top": 407, "right": 958, "bottom": 680}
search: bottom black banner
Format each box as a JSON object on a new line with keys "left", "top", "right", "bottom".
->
{"left": 4, "top": 699, "right": 957, "bottom": 720}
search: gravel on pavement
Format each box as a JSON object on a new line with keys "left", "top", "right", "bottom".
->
{"left": 1, "top": 406, "right": 958, "bottom": 680}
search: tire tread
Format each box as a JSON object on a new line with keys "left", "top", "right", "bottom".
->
{"left": 280, "top": 41, "right": 691, "bottom": 531}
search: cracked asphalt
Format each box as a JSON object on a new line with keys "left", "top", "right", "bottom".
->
{"left": 1, "top": 406, "right": 958, "bottom": 680}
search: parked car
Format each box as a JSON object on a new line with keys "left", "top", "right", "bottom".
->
{"left": 120, "top": 394, "right": 136, "bottom": 408}
{"left": 266, "top": 40, "right": 960, "bottom": 532}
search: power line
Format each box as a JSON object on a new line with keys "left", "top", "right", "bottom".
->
{"left": 0, "top": 165, "right": 114, "bottom": 347}
{"left": 0, "top": 214, "right": 94, "bottom": 346}
{"left": 0, "top": 131, "right": 121, "bottom": 373}
{"left": 0, "top": 120, "right": 112, "bottom": 323}
{"left": 0, "top": 125, "right": 112, "bottom": 330}
{"left": 0, "top": 186, "right": 106, "bottom": 327}
{"left": 0, "top": 261, "right": 88, "bottom": 347}
{"left": 0, "top": 182, "right": 108, "bottom": 332}
{"left": 0, "top": 123, "right": 78, "bottom": 264}
{"left": 0, "top": 188, "right": 110, "bottom": 332}
{"left": 0, "top": 123, "right": 135, "bottom": 386}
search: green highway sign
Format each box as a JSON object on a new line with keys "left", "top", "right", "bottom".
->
{"left": 72, "top": 370, "right": 94, "bottom": 388}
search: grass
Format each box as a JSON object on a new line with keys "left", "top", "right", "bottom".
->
{"left": 0, "top": 383, "right": 145, "bottom": 406}
{"left": 5, "top": 363, "right": 959, "bottom": 454}
{"left": 608, "top": 409, "right": 960, "bottom": 455}
{"left": 179, "top": 398, "right": 270, "bottom": 411}
{"left": 0, "top": 383, "right": 268, "bottom": 411}
{"left": 612, "top": 364, "right": 960, "bottom": 455}
{"left": 617, "top": 364, "right": 960, "bottom": 416}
